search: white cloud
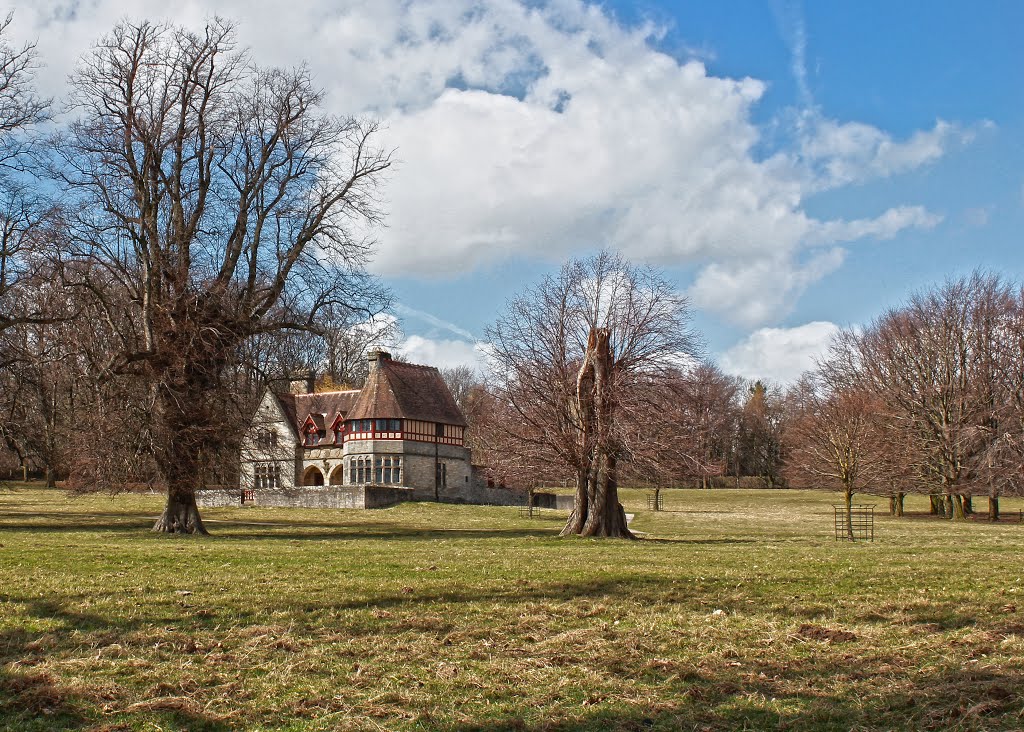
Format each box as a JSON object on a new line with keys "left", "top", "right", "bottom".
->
{"left": 8, "top": 0, "right": 966, "bottom": 327}
{"left": 399, "top": 335, "right": 487, "bottom": 372}
{"left": 393, "top": 304, "right": 476, "bottom": 340}
{"left": 796, "top": 117, "right": 964, "bottom": 191}
{"left": 964, "top": 205, "right": 993, "bottom": 228}
{"left": 719, "top": 321, "right": 841, "bottom": 384}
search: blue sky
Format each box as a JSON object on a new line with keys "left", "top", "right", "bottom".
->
{"left": 11, "top": 0, "right": 1024, "bottom": 382}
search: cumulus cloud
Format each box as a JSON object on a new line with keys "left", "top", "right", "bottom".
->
{"left": 719, "top": 321, "right": 841, "bottom": 384}
{"left": 9, "top": 0, "right": 965, "bottom": 327}
{"left": 964, "top": 205, "right": 993, "bottom": 228}
{"left": 399, "top": 335, "right": 487, "bottom": 372}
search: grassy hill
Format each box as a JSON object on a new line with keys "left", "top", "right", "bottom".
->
{"left": 2, "top": 485, "right": 1023, "bottom": 731}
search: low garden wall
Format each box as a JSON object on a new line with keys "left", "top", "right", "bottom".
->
{"left": 197, "top": 485, "right": 414, "bottom": 509}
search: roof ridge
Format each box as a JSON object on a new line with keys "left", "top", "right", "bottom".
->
{"left": 290, "top": 388, "right": 362, "bottom": 396}
{"left": 387, "top": 360, "right": 439, "bottom": 371}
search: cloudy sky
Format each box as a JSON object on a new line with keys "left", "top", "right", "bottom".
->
{"left": 10, "top": 1, "right": 1023, "bottom": 382}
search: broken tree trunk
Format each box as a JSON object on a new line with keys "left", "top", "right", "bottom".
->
{"left": 562, "top": 327, "right": 633, "bottom": 540}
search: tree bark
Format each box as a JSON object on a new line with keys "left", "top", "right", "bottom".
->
{"left": 559, "top": 468, "right": 589, "bottom": 536}
{"left": 929, "top": 494, "right": 942, "bottom": 516}
{"left": 963, "top": 495, "right": 973, "bottom": 514}
{"left": 989, "top": 495, "right": 1000, "bottom": 522}
{"left": 950, "top": 493, "right": 966, "bottom": 521}
{"left": 845, "top": 488, "right": 855, "bottom": 541}
{"left": 561, "top": 327, "right": 633, "bottom": 539}
{"left": 894, "top": 492, "right": 904, "bottom": 517}
{"left": 153, "top": 482, "right": 209, "bottom": 534}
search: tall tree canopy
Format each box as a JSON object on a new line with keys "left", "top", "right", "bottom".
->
{"left": 53, "top": 19, "right": 391, "bottom": 533}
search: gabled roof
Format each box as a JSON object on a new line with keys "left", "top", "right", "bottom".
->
{"left": 276, "top": 390, "right": 361, "bottom": 435}
{"left": 347, "top": 356, "right": 467, "bottom": 427}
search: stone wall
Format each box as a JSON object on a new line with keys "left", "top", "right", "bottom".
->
{"left": 434, "top": 483, "right": 528, "bottom": 506}
{"left": 531, "top": 492, "right": 575, "bottom": 510}
{"left": 197, "top": 485, "right": 413, "bottom": 509}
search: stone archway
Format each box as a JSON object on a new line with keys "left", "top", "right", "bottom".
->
{"left": 303, "top": 466, "right": 325, "bottom": 486}
{"left": 329, "top": 464, "right": 345, "bottom": 486}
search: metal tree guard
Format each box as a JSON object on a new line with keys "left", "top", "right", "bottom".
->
{"left": 833, "top": 504, "right": 875, "bottom": 542}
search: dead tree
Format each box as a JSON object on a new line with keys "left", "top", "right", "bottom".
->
{"left": 487, "top": 251, "right": 700, "bottom": 540}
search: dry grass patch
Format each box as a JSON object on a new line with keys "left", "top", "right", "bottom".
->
{"left": 2, "top": 485, "right": 1024, "bottom": 730}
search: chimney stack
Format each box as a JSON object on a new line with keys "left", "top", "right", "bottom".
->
{"left": 288, "top": 370, "right": 316, "bottom": 394}
{"left": 367, "top": 350, "right": 392, "bottom": 373}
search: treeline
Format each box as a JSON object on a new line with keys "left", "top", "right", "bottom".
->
{"left": 453, "top": 268, "right": 1024, "bottom": 527}
{"left": 784, "top": 272, "right": 1024, "bottom": 521}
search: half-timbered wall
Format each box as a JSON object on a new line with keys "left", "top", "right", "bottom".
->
{"left": 341, "top": 419, "right": 464, "bottom": 446}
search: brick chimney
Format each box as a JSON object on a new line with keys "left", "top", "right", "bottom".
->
{"left": 367, "top": 350, "right": 392, "bottom": 373}
{"left": 288, "top": 370, "right": 316, "bottom": 394}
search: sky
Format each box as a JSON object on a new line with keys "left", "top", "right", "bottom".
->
{"left": 9, "top": 0, "right": 1023, "bottom": 383}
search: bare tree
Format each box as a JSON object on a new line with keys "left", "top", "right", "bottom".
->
{"left": 837, "top": 273, "right": 1016, "bottom": 521}
{"left": 53, "top": 19, "right": 391, "bottom": 533}
{"left": 0, "top": 13, "right": 51, "bottom": 336}
{"left": 784, "top": 374, "right": 886, "bottom": 538}
{"left": 487, "top": 251, "right": 699, "bottom": 538}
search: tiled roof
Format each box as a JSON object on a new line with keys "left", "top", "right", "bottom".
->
{"left": 348, "top": 356, "right": 468, "bottom": 427}
{"left": 276, "top": 390, "right": 361, "bottom": 435}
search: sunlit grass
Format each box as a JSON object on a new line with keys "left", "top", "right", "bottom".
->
{"left": 2, "top": 484, "right": 1024, "bottom": 730}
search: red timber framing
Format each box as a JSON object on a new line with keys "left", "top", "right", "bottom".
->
{"left": 300, "top": 415, "right": 465, "bottom": 448}
{"left": 330, "top": 417, "right": 464, "bottom": 446}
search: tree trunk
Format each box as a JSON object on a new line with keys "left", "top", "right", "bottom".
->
{"left": 950, "top": 493, "right": 966, "bottom": 521}
{"left": 153, "top": 482, "right": 209, "bottom": 534}
{"left": 561, "top": 327, "right": 633, "bottom": 540}
{"left": 653, "top": 487, "right": 661, "bottom": 511}
{"left": 845, "top": 489, "right": 855, "bottom": 541}
{"left": 963, "top": 495, "right": 973, "bottom": 514}
{"left": 580, "top": 453, "right": 632, "bottom": 538}
{"left": 929, "top": 494, "right": 942, "bottom": 515}
{"left": 894, "top": 492, "right": 904, "bottom": 517}
{"left": 989, "top": 495, "right": 1000, "bottom": 522}
{"left": 888, "top": 495, "right": 896, "bottom": 515}
{"left": 560, "top": 468, "right": 589, "bottom": 536}
{"left": 150, "top": 375, "right": 217, "bottom": 535}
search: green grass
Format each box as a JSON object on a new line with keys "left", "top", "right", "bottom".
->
{"left": 2, "top": 484, "right": 1024, "bottom": 731}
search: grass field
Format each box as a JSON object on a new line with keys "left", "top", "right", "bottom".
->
{"left": 2, "top": 485, "right": 1024, "bottom": 731}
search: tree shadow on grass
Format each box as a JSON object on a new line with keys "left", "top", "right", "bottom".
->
{"left": 0, "top": 604, "right": 234, "bottom": 732}
{"left": 0, "top": 511, "right": 565, "bottom": 540}
{"left": 448, "top": 664, "right": 1024, "bottom": 732}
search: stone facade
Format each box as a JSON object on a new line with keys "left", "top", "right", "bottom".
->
{"left": 239, "top": 352, "right": 527, "bottom": 508}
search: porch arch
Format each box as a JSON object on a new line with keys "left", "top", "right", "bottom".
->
{"left": 329, "top": 464, "right": 345, "bottom": 486}
{"left": 302, "top": 465, "right": 325, "bottom": 486}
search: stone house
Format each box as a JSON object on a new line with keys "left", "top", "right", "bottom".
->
{"left": 235, "top": 350, "right": 518, "bottom": 507}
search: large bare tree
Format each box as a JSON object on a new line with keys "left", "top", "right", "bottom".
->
{"left": 53, "top": 19, "right": 391, "bottom": 533}
{"left": 0, "top": 13, "right": 51, "bottom": 337}
{"left": 834, "top": 273, "right": 1017, "bottom": 521}
{"left": 487, "top": 251, "right": 699, "bottom": 538}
